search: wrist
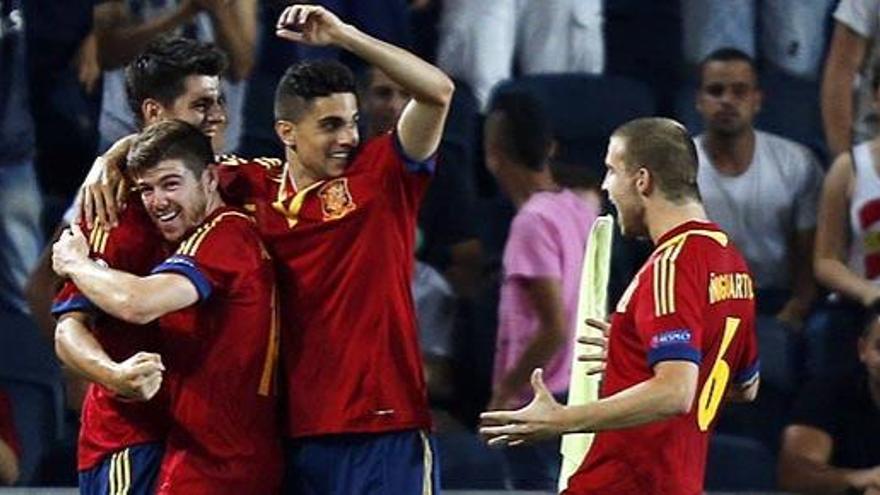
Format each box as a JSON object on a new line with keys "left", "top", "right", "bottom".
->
{"left": 332, "top": 23, "right": 360, "bottom": 51}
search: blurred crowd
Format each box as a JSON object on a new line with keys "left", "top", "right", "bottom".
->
{"left": 2, "top": 0, "right": 880, "bottom": 492}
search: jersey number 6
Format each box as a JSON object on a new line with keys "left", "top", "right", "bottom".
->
{"left": 696, "top": 316, "right": 741, "bottom": 432}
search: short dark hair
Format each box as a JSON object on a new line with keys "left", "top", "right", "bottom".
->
{"left": 125, "top": 37, "right": 228, "bottom": 127}
{"left": 127, "top": 120, "right": 214, "bottom": 178}
{"left": 487, "top": 89, "right": 554, "bottom": 171}
{"left": 697, "top": 47, "right": 758, "bottom": 87}
{"left": 611, "top": 117, "right": 700, "bottom": 202}
{"left": 274, "top": 59, "right": 357, "bottom": 122}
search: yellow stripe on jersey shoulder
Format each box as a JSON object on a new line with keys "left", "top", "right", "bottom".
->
{"left": 177, "top": 211, "right": 254, "bottom": 257}
{"left": 651, "top": 228, "right": 727, "bottom": 317}
{"left": 215, "top": 154, "right": 248, "bottom": 166}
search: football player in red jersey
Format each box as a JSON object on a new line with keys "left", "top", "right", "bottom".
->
{"left": 75, "top": 4, "right": 455, "bottom": 492}
{"left": 481, "top": 117, "right": 761, "bottom": 495}
{"left": 53, "top": 120, "right": 281, "bottom": 495}
{"left": 50, "top": 38, "right": 229, "bottom": 495}
{"left": 217, "top": 5, "right": 454, "bottom": 493}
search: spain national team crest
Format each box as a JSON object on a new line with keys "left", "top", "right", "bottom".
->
{"left": 318, "top": 178, "right": 357, "bottom": 221}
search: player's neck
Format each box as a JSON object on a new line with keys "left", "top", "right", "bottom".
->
{"left": 704, "top": 127, "right": 755, "bottom": 176}
{"left": 645, "top": 199, "right": 708, "bottom": 244}
{"left": 287, "top": 155, "right": 320, "bottom": 191}
{"left": 203, "top": 192, "right": 226, "bottom": 219}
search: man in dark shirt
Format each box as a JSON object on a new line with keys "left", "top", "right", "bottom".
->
{"left": 778, "top": 311, "right": 880, "bottom": 494}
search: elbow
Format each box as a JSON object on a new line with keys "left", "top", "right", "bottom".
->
{"left": 54, "top": 324, "right": 69, "bottom": 361}
{"left": 660, "top": 381, "right": 697, "bottom": 416}
{"left": 427, "top": 76, "right": 455, "bottom": 107}
{"left": 114, "top": 293, "right": 156, "bottom": 325}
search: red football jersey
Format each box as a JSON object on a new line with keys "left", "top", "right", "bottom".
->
{"left": 566, "top": 220, "right": 759, "bottom": 495}
{"left": 149, "top": 207, "right": 282, "bottom": 495}
{"left": 218, "top": 134, "right": 433, "bottom": 437}
{"left": 51, "top": 201, "right": 169, "bottom": 471}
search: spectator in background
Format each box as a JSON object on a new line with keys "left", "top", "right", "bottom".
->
{"left": 694, "top": 48, "right": 823, "bottom": 390}
{"left": 822, "top": 0, "right": 880, "bottom": 158}
{"left": 0, "top": 0, "right": 43, "bottom": 316}
{"left": 681, "top": 0, "right": 835, "bottom": 81}
{"left": 485, "top": 90, "right": 600, "bottom": 490}
{"left": 0, "top": 389, "right": 21, "bottom": 485}
{"left": 93, "top": 0, "right": 256, "bottom": 153}
{"left": 436, "top": 0, "right": 603, "bottom": 112}
{"left": 812, "top": 61, "right": 880, "bottom": 377}
{"left": 777, "top": 311, "right": 880, "bottom": 494}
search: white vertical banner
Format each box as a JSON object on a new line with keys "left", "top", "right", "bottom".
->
{"left": 558, "top": 214, "right": 614, "bottom": 492}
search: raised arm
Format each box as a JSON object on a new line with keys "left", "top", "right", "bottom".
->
{"left": 52, "top": 225, "right": 198, "bottom": 324}
{"left": 55, "top": 311, "right": 164, "bottom": 401}
{"left": 821, "top": 21, "right": 867, "bottom": 158}
{"left": 276, "top": 4, "right": 455, "bottom": 161}
{"left": 194, "top": 0, "right": 257, "bottom": 81}
{"left": 93, "top": 1, "right": 199, "bottom": 70}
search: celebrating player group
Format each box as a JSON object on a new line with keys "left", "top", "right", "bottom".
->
{"left": 49, "top": 3, "right": 759, "bottom": 495}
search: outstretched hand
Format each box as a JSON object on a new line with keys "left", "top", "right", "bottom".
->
{"left": 275, "top": 4, "right": 348, "bottom": 46}
{"left": 479, "top": 369, "right": 568, "bottom": 447}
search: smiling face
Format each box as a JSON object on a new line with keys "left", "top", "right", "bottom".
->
{"left": 696, "top": 60, "right": 761, "bottom": 137}
{"left": 134, "top": 158, "right": 214, "bottom": 243}
{"left": 276, "top": 92, "right": 360, "bottom": 183}
{"left": 146, "top": 75, "right": 227, "bottom": 152}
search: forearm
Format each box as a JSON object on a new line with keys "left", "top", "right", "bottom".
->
{"left": 205, "top": 5, "right": 256, "bottom": 80}
{"left": 334, "top": 25, "right": 453, "bottom": 105}
{"left": 562, "top": 373, "right": 693, "bottom": 433}
{"left": 815, "top": 258, "right": 877, "bottom": 305}
{"left": 97, "top": 6, "right": 196, "bottom": 68}
{"left": 55, "top": 315, "right": 119, "bottom": 389}
{"left": 66, "top": 260, "right": 157, "bottom": 324}
{"left": 778, "top": 455, "right": 863, "bottom": 494}
{"left": 0, "top": 440, "right": 18, "bottom": 486}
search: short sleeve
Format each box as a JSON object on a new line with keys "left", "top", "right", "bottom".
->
{"left": 151, "top": 211, "right": 262, "bottom": 303}
{"left": 503, "top": 210, "right": 562, "bottom": 280}
{"left": 834, "top": 0, "right": 879, "bottom": 38}
{"left": 636, "top": 243, "right": 705, "bottom": 368}
{"left": 393, "top": 132, "right": 436, "bottom": 175}
{"left": 732, "top": 319, "right": 760, "bottom": 386}
{"left": 794, "top": 150, "right": 825, "bottom": 231}
{"left": 51, "top": 280, "right": 96, "bottom": 317}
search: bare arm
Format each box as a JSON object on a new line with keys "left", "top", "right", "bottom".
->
{"left": 814, "top": 154, "right": 880, "bottom": 305}
{"left": 490, "top": 277, "right": 567, "bottom": 409}
{"left": 276, "top": 5, "right": 455, "bottom": 160}
{"left": 52, "top": 226, "right": 199, "bottom": 324}
{"left": 480, "top": 361, "right": 699, "bottom": 444}
{"left": 821, "top": 21, "right": 867, "bottom": 158}
{"left": 778, "top": 424, "right": 880, "bottom": 494}
{"left": 94, "top": 1, "right": 198, "bottom": 69}
{"left": 778, "top": 229, "right": 818, "bottom": 328}
{"left": 196, "top": 0, "right": 257, "bottom": 81}
{"left": 55, "top": 312, "right": 164, "bottom": 400}
{"left": 0, "top": 439, "right": 17, "bottom": 486}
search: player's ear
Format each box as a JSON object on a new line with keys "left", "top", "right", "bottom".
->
{"left": 142, "top": 99, "right": 163, "bottom": 125}
{"left": 203, "top": 165, "right": 219, "bottom": 191}
{"left": 636, "top": 167, "right": 652, "bottom": 194}
{"left": 274, "top": 120, "right": 297, "bottom": 150}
